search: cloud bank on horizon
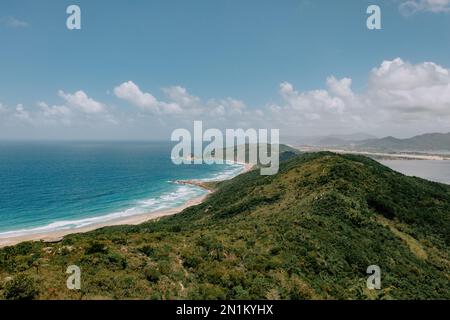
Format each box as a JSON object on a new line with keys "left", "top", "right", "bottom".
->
{"left": 1, "top": 58, "right": 450, "bottom": 140}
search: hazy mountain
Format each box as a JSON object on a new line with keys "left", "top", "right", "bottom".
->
{"left": 358, "top": 133, "right": 450, "bottom": 152}
{"left": 283, "top": 133, "right": 377, "bottom": 146}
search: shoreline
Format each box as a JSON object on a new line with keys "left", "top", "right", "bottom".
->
{"left": 0, "top": 162, "right": 254, "bottom": 248}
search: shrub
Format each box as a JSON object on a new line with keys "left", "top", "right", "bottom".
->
{"left": 112, "top": 237, "right": 128, "bottom": 245}
{"left": 86, "top": 242, "right": 108, "bottom": 255}
{"left": 170, "top": 225, "right": 182, "bottom": 232}
{"left": 182, "top": 254, "right": 202, "bottom": 269}
{"left": 138, "top": 245, "right": 155, "bottom": 257}
{"left": 3, "top": 274, "right": 39, "bottom": 300}
{"left": 144, "top": 267, "right": 161, "bottom": 283}
{"left": 107, "top": 252, "right": 128, "bottom": 270}
{"left": 367, "top": 194, "right": 396, "bottom": 219}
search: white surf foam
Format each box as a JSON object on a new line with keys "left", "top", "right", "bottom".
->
{"left": 0, "top": 162, "right": 245, "bottom": 238}
{"left": 0, "top": 185, "right": 206, "bottom": 238}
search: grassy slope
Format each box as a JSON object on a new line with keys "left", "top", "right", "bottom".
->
{"left": 0, "top": 152, "right": 449, "bottom": 300}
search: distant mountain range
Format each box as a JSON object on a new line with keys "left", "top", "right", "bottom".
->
{"left": 357, "top": 133, "right": 450, "bottom": 152}
{"left": 293, "top": 132, "right": 450, "bottom": 152}
{"left": 284, "top": 133, "right": 376, "bottom": 147}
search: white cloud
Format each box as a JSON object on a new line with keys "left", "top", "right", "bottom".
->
{"left": 4, "top": 58, "right": 450, "bottom": 139}
{"left": 14, "top": 104, "right": 32, "bottom": 122}
{"left": 162, "top": 86, "right": 201, "bottom": 109}
{"left": 36, "top": 102, "right": 73, "bottom": 125}
{"left": 114, "top": 81, "right": 159, "bottom": 112}
{"left": 114, "top": 60, "right": 450, "bottom": 137}
{"left": 277, "top": 80, "right": 347, "bottom": 118}
{"left": 369, "top": 58, "right": 449, "bottom": 89}
{"left": 367, "top": 58, "right": 450, "bottom": 116}
{"left": 399, "top": 0, "right": 450, "bottom": 15}
{"left": 114, "top": 81, "right": 182, "bottom": 114}
{"left": 326, "top": 76, "right": 354, "bottom": 99}
{"left": 161, "top": 86, "right": 248, "bottom": 118}
{"left": 208, "top": 98, "right": 246, "bottom": 116}
{"left": 58, "top": 90, "right": 106, "bottom": 114}
{"left": 1, "top": 90, "right": 114, "bottom": 129}
{"left": 38, "top": 102, "right": 72, "bottom": 118}
{"left": 0, "top": 16, "right": 29, "bottom": 28}
{"left": 5, "top": 102, "right": 72, "bottom": 126}
{"left": 114, "top": 81, "right": 249, "bottom": 120}
{"left": 268, "top": 58, "right": 450, "bottom": 136}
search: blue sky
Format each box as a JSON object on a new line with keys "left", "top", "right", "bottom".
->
{"left": 1, "top": 0, "right": 450, "bottom": 140}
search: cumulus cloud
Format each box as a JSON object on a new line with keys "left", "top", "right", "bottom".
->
{"left": 53, "top": 59, "right": 450, "bottom": 137}
{"left": 114, "top": 81, "right": 182, "bottom": 115}
{"left": 207, "top": 98, "right": 246, "bottom": 117}
{"left": 114, "top": 81, "right": 159, "bottom": 112}
{"left": 0, "top": 90, "right": 116, "bottom": 130}
{"left": 276, "top": 79, "right": 348, "bottom": 119}
{"left": 14, "top": 104, "right": 32, "bottom": 122}
{"left": 369, "top": 58, "right": 449, "bottom": 90}
{"left": 326, "top": 76, "right": 354, "bottom": 99}
{"left": 114, "top": 81, "right": 248, "bottom": 121}
{"left": 367, "top": 58, "right": 450, "bottom": 117}
{"left": 399, "top": 0, "right": 450, "bottom": 15}
{"left": 34, "top": 102, "right": 73, "bottom": 125}
{"left": 58, "top": 90, "right": 106, "bottom": 114}
{"left": 4, "top": 58, "right": 450, "bottom": 139}
{"left": 38, "top": 102, "right": 72, "bottom": 118}
{"left": 268, "top": 58, "right": 450, "bottom": 135}
{"left": 162, "top": 86, "right": 201, "bottom": 109}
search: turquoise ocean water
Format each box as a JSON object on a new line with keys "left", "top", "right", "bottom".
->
{"left": 0, "top": 142, "right": 244, "bottom": 237}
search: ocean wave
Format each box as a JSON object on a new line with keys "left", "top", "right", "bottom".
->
{"left": 0, "top": 185, "right": 206, "bottom": 239}
{"left": 198, "top": 162, "right": 246, "bottom": 182}
{"left": 0, "top": 162, "right": 244, "bottom": 238}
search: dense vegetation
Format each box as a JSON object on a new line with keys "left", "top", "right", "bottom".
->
{"left": 0, "top": 152, "right": 449, "bottom": 300}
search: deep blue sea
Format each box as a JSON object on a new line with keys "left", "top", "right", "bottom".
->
{"left": 0, "top": 142, "right": 244, "bottom": 237}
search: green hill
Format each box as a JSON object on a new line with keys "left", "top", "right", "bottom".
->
{"left": 222, "top": 143, "right": 300, "bottom": 164}
{"left": 0, "top": 153, "right": 449, "bottom": 300}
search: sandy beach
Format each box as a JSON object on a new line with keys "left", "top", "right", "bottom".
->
{"left": 0, "top": 162, "right": 254, "bottom": 248}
